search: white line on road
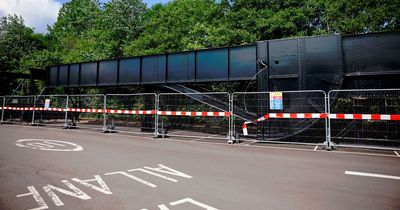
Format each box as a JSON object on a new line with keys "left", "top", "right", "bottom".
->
{"left": 394, "top": 151, "right": 400, "bottom": 157}
{"left": 314, "top": 145, "right": 318, "bottom": 151}
{"left": 190, "top": 134, "right": 220, "bottom": 142}
{"left": 244, "top": 141, "right": 257, "bottom": 146}
{"left": 345, "top": 171, "right": 400, "bottom": 180}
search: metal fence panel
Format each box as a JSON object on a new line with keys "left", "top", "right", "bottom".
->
{"left": 0, "top": 96, "right": 4, "bottom": 123}
{"left": 66, "top": 94, "right": 106, "bottom": 131}
{"left": 105, "top": 94, "right": 157, "bottom": 137}
{"left": 232, "top": 91, "right": 327, "bottom": 145}
{"left": 328, "top": 89, "right": 400, "bottom": 149}
{"left": 1, "top": 96, "right": 36, "bottom": 124}
{"left": 32, "top": 95, "right": 68, "bottom": 127}
{"left": 158, "top": 92, "right": 231, "bottom": 142}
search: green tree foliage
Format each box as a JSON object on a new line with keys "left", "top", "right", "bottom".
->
{"left": 102, "top": 0, "right": 147, "bottom": 58}
{"left": 123, "top": 0, "right": 256, "bottom": 56}
{"left": 0, "top": 15, "right": 46, "bottom": 73}
{"left": 47, "top": 0, "right": 102, "bottom": 63}
{"left": 1, "top": 0, "right": 399, "bottom": 89}
{"left": 322, "top": 0, "right": 400, "bottom": 34}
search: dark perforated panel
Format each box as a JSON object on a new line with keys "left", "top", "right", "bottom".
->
{"left": 80, "top": 62, "right": 97, "bottom": 86}
{"left": 167, "top": 52, "right": 195, "bottom": 83}
{"left": 58, "top": 65, "right": 68, "bottom": 86}
{"left": 196, "top": 48, "right": 228, "bottom": 81}
{"left": 69, "top": 64, "right": 80, "bottom": 87}
{"left": 98, "top": 60, "right": 117, "bottom": 86}
{"left": 119, "top": 58, "right": 140, "bottom": 85}
{"left": 49, "top": 66, "right": 58, "bottom": 87}
{"left": 229, "top": 45, "right": 256, "bottom": 80}
{"left": 142, "top": 55, "right": 166, "bottom": 84}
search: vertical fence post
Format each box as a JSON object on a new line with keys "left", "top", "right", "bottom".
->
{"left": 229, "top": 93, "right": 234, "bottom": 144}
{"left": 103, "top": 94, "right": 107, "bottom": 132}
{"left": 0, "top": 96, "right": 4, "bottom": 124}
{"left": 64, "top": 95, "right": 69, "bottom": 128}
{"left": 324, "top": 91, "right": 331, "bottom": 150}
{"left": 228, "top": 93, "right": 232, "bottom": 144}
{"left": 154, "top": 93, "right": 159, "bottom": 138}
{"left": 31, "top": 95, "right": 37, "bottom": 125}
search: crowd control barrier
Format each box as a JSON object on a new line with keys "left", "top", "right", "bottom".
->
{"left": 232, "top": 90, "right": 328, "bottom": 146}
{"left": 105, "top": 94, "right": 157, "bottom": 137}
{"left": 1, "top": 95, "right": 35, "bottom": 125}
{"left": 328, "top": 89, "right": 400, "bottom": 150}
{"left": 66, "top": 94, "right": 106, "bottom": 131}
{"left": 32, "top": 95, "right": 68, "bottom": 127}
{"left": 158, "top": 93, "right": 231, "bottom": 142}
{"left": 1, "top": 89, "right": 399, "bottom": 150}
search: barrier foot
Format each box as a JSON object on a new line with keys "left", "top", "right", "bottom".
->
{"left": 103, "top": 125, "right": 116, "bottom": 133}
{"left": 64, "top": 121, "right": 77, "bottom": 129}
{"left": 155, "top": 128, "right": 167, "bottom": 139}
{"left": 323, "top": 141, "right": 337, "bottom": 151}
{"left": 227, "top": 132, "right": 239, "bottom": 144}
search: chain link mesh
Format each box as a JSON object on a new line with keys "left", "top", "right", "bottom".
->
{"left": 233, "top": 91, "right": 327, "bottom": 144}
{"left": 328, "top": 89, "right": 400, "bottom": 148}
{"left": 66, "top": 95, "right": 106, "bottom": 130}
{"left": 1, "top": 96, "right": 35, "bottom": 124}
{"left": 158, "top": 93, "right": 230, "bottom": 142}
{"left": 105, "top": 94, "right": 156, "bottom": 136}
{"left": 33, "top": 95, "right": 68, "bottom": 127}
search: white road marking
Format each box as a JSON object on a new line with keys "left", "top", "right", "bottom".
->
{"left": 144, "top": 164, "right": 192, "bottom": 179}
{"left": 170, "top": 198, "right": 219, "bottom": 210}
{"left": 128, "top": 168, "right": 178, "bottom": 182}
{"left": 16, "top": 139, "right": 83, "bottom": 152}
{"left": 314, "top": 145, "right": 318, "bottom": 151}
{"left": 244, "top": 141, "right": 257, "bottom": 146}
{"left": 157, "top": 204, "right": 170, "bottom": 210}
{"left": 105, "top": 171, "right": 157, "bottom": 188}
{"left": 16, "top": 186, "right": 48, "bottom": 210}
{"left": 190, "top": 134, "right": 220, "bottom": 142}
{"left": 167, "top": 130, "right": 186, "bottom": 134}
{"left": 345, "top": 171, "right": 400, "bottom": 180}
{"left": 394, "top": 151, "right": 400, "bottom": 157}
{"left": 71, "top": 175, "right": 112, "bottom": 194}
{"left": 43, "top": 180, "right": 91, "bottom": 206}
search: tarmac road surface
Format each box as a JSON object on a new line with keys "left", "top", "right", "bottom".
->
{"left": 0, "top": 124, "right": 399, "bottom": 210}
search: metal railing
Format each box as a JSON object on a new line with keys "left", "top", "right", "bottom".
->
{"left": 232, "top": 90, "right": 328, "bottom": 146}
{"left": 0, "top": 89, "right": 399, "bottom": 150}
{"left": 32, "top": 95, "right": 68, "bottom": 127}
{"left": 105, "top": 93, "right": 157, "bottom": 137}
{"left": 158, "top": 92, "right": 231, "bottom": 142}
{"left": 328, "top": 89, "right": 400, "bottom": 150}
{"left": 66, "top": 94, "right": 106, "bottom": 131}
{"left": 1, "top": 95, "right": 36, "bottom": 124}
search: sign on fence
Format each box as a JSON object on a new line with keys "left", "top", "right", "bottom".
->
{"left": 269, "top": 92, "right": 283, "bottom": 110}
{"left": 44, "top": 99, "right": 50, "bottom": 109}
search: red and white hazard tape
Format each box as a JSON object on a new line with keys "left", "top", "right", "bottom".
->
{"left": 104, "top": 109, "right": 156, "bottom": 115}
{"left": 242, "top": 112, "right": 400, "bottom": 135}
{"left": 255, "top": 113, "right": 328, "bottom": 122}
{"left": 0, "top": 106, "right": 155, "bottom": 114}
{"left": 157, "top": 111, "right": 230, "bottom": 117}
{"left": 0, "top": 106, "right": 229, "bottom": 117}
{"left": 329, "top": 114, "right": 400, "bottom": 121}
{"left": 2, "top": 106, "right": 399, "bottom": 121}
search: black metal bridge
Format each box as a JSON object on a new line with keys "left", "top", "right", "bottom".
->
{"left": 45, "top": 31, "right": 400, "bottom": 144}
{"left": 48, "top": 31, "right": 400, "bottom": 92}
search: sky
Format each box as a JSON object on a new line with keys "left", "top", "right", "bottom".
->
{"left": 0, "top": 0, "right": 170, "bottom": 34}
